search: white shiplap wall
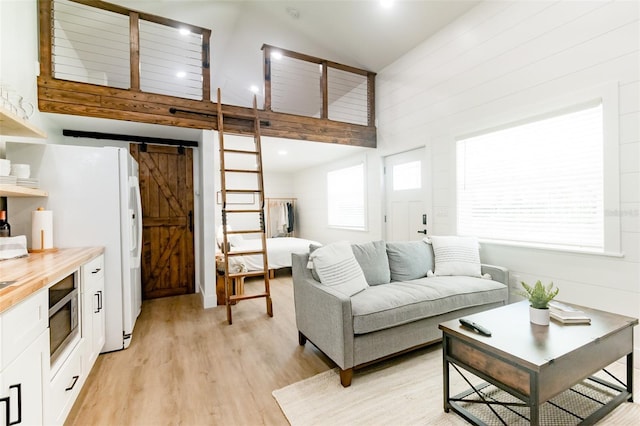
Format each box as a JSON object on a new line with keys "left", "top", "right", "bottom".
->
{"left": 373, "top": 0, "right": 640, "bottom": 356}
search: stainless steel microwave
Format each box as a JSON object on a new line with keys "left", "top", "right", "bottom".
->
{"left": 48, "top": 272, "right": 79, "bottom": 366}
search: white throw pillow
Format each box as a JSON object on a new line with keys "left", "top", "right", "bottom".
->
{"left": 309, "top": 241, "right": 369, "bottom": 296}
{"left": 429, "top": 236, "right": 481, "bottom": 277}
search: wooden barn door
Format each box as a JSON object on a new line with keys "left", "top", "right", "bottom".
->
{"left": 131, "top": 144, "right": 195, "bottom": 299}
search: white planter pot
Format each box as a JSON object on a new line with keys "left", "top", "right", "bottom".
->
{"left": 529, "top": 306, "right": 550, "bottom": 326}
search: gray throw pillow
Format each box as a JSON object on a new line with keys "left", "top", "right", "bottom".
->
{"left": 351, "top": 240, "right": 391, "bottom": 285}
{"left": 386, "top": 240, "right": 434, "bottom": 281}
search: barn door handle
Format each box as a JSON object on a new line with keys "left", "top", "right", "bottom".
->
{"left": 188, "top": 211, "right": 193, "bottom": 232}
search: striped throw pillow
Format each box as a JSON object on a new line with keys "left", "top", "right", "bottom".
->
{"left": 429, "top": 236, "right": 481, "bottom": 277}
{"left": 309, "top": 241, "right": 369, "bottom": 296}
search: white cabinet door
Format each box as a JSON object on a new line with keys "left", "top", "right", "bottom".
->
{"left": 82, "top": 254, "right": 105, "bottom": 367}
{"left": 0, "top": 331, "right": 48, "bottom": 426}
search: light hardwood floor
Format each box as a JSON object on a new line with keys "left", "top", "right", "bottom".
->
{"left": 66, "top": 271, "right": 333, "bottom": 425}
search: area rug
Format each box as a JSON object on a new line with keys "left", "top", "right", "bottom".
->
{"left": 272, "top": 346, "right": 640, "bottom": 426}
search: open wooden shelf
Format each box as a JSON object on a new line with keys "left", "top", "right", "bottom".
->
{"left": 0, "top": 106, "right": 47, "bottom": 138}
{"left": 0, "top": 184, "right": 48, "bottom": 197}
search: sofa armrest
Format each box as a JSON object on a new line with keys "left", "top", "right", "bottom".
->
{"left": 291, "top": 253, "right": 355, "bottom": 369}
{"left": 481, "top": 264, "right": 509, "bottom": 286}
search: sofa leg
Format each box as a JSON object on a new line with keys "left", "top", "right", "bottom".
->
{"left": 298, "top": 331, "right": 307, "bottom": 346}
{"left": 339, "top": 368, "right": 353, "bottom": 387}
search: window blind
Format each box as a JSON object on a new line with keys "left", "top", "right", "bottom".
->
{"left": 456, "top": 103, "right": 604, "bottom": 252}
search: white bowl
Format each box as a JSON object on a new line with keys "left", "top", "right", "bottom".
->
{"left": 10, "top": 163, "right": 30, "bottom": 179}
{"left": 0, "top": 159, "right": 9, "bottom": 177}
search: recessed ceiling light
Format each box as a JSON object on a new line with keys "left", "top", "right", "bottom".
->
{"left": 179, "top": 28, "right": 190, "bottom": 36}
{"left": 176, "top": 71, "right": 186, "bottom": 78}
{"left": 271, "top": 51, "right": 283, "bottom": 60}
{"left": 249, "top": 85, "right": 260, "bottom": 93}
{"left": 380, "top": 0, "right": 394, "bottom": 9}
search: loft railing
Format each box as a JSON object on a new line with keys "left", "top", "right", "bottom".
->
{"left": 262, "top": 44, "right": 375, "bottom": 127}
{"left": 41, "top": 0, "right": 211, "bottom": 101}
{"left": 37, "top": 0, "right": 376, "bottom": 147}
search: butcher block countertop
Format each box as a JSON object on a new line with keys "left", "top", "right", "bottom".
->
{"left": 0, "top": 247, "right": 104, "bottom": 314}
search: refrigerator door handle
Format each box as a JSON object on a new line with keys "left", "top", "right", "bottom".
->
{"left": 130, "top": 175, "right": 143, "bottom": 264}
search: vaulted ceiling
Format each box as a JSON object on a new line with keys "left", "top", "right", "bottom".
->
{"left": 52, "top": 0, "right": 479, "bottom": 172}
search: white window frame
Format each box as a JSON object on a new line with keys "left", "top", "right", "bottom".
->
{"left": 327, "top": 160, "right": 367, "bottom": 231}
{"left": 455, "top": 83, "right": 621, "bottom": 256}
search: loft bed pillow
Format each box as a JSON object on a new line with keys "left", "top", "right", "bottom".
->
{"left": 427, "top": 236, "right": 481, "bottom": 277}
{"left": 308, "top": 241, "right": 369, "bottom": 296}
{"left": 216, "top": 225, "right": 244, "bottom": 249}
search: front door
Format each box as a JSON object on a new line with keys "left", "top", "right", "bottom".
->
{"left": 131, "top": 144, "right": 195, "bottom": 299}
{"left": 384, "top": 147, "right": 430, "bottom": 241}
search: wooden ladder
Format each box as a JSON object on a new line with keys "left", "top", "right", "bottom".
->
{"left": 217, "top": 88, "right": 273, "bottom": 325}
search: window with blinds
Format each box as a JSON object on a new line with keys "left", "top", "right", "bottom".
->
{"left": 456, "top": 102, "right": 604, "bottom": 252}
{"left": 328, "top": 163, "right": 366, "bottom": 230}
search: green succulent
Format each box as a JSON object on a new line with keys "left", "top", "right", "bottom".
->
{"left": 519, "top": 280, "right": 559, "bottom": 309}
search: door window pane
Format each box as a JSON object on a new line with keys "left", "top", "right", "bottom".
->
{"left": 393, "top": 161, "right": 421, "bottom": 191}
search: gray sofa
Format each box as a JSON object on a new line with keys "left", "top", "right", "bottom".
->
{"left": 292, "top": 240, "right": 509, "bottom": 387}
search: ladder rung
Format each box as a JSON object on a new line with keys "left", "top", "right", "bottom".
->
{"left": 228, "top": 270, "right": 267, "bottom": 278}
{"left": 229, "top": 292, "right": 269, "bottom": 302}
{"left": 226, "top": 229, "right": 264, "bottom": 234}
{"left": 224, "top": 209, "right": 262, "bottom": 214}
{"left": 226, "top": 250, "right": 265, "bottom": 257}
{"left": 223, "top": 149, "right": 259, "bottom": 155}
{"left": 224, "top": 168, "right": 259, "bottom": 173}
{"left": 223, "top": 189, "right": 260, "bottom": 194}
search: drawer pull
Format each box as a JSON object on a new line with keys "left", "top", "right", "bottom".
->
{"left": 1, "top": 383, "right": 22, "bottom": 425}
{"left": 65, "top": 376, "right": 79, "bottom": 392}
{"left": 92, "top": 268, "right": 102, "bottom": 274}
{"left": 94, "top": 291, "right": 103, "bottom": 313}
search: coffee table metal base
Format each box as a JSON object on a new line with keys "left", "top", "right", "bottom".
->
{"left": 445, "top": 356, "right": 633, "bottom": 425}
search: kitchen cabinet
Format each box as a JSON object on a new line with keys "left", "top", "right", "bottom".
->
{"left": 0, "top": 332, "right": 49, "bottom": 426}
{"left": 47, "top": 339, "right": 84, "bottom": 425}
{"left": 0, "top": 248, "right": 105, "bottom": 425}
{"left": 0, "top": 288, "right": 49, "bottom": 425}
{"left": 82, "top": 254, "right": 105, "bottom": 367}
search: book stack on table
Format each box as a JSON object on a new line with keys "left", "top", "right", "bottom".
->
{"left": 549, "top": 301, "right": 591, "bottom": 324}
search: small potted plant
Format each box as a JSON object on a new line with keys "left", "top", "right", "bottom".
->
{"left": 519, "top": 280, "right": 559, "bottom": 326}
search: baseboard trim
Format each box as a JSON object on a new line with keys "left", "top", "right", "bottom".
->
{"left": 199, "top": 284, "right": 218, "bottom": 309}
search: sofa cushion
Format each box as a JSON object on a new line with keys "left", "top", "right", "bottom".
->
{"left": 309, "top": 241, "right": 391, "bottom": 286}
{"left": 309, "top": 241, "right": 369, "bottom": 296}
{"left": 351, "top": 241, "right": 391, "bottom": 286}
{"left": 429, "top": 236, "right": 481, "bottom": 277}
{"left": 350, "top": 276, "right": 507, "bottom": 334}
{"left": 385, "top": 241, "right": 434, "bottom": 281}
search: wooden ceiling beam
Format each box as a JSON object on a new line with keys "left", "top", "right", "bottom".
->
{"left": 37, "top": 77, "right": 376, "bottom": 148}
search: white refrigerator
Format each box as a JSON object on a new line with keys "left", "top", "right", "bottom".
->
{"left": 7, "top": 143, "right": 143, "bottom": 353}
